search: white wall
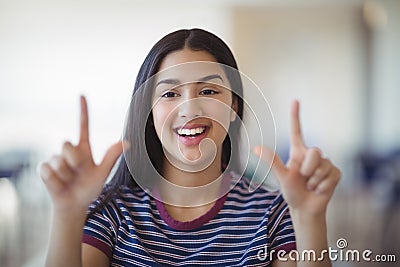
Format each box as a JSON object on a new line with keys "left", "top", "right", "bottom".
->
{"left": 369, "top": 0, "right": 400, "bottom": 152}
{"left": 232, "top": 6, "right": 366, "bottom": 171}
{"left": 1, "top": 0, "right": 398, "bottom": 175}
{"left": 0, "top": 0, "right": 232, "bottom": 162}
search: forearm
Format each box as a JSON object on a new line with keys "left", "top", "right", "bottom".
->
{"left": 290, "top": 209, "right": 331, "bottom": 267}
{"left": 46, "top": 207, "right": 87, "bottom": 267}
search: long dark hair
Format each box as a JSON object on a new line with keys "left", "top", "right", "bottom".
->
{"left": 89, "top": 28, "right": 244, "bottom": 215}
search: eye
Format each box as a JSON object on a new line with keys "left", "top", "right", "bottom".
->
{"left": 161, "top": 91, "right": 179, "bottom": 98}
{"left": 199, "top": 88, "right": 218, "bottom": 95}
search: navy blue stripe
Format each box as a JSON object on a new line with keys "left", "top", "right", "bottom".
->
{"left": 83, "top": 174, "right": 296, "bottom": 266}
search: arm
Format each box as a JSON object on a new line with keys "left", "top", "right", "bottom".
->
{"left": 45, "top": 208, "right": 110, "bottom": 267}
{"left": 40, "top": 96, "right": 123, "bottom": 267}
{"left": 256, "top": 100, "right": 341, "bottom": 267}
{"left": 82, "top": 244, "right": 110, "bottom": 267}
{"left": 271, "top": 214, "right": 330, "bottom": 267}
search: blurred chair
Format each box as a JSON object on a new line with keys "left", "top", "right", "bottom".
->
{"left": 0, "top": 178, "right": 20, "bottom": 266}
{"left": 357, "top": 149, "right": 400, "bottom": 260}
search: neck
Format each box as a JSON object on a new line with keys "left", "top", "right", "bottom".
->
{"left": 163, "top": 156, "right": 222, "bottom": 187}
{"left": 158, "top": 152, "right": 224, "bottom": 207}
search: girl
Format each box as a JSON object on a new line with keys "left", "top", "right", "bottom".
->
{"left": 40, "top": 28, "right": 341, "bottom": 266}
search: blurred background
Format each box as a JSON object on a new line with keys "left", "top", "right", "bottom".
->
{"left": 1, "top": 0, "right": 399, "bottom": 266}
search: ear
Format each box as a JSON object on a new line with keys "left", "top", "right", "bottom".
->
{"left": 230, "top": 96, "right": 238, "bottom": 122}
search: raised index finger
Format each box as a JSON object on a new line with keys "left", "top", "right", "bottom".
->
{"left": 290, "top": 99, "right": 305, "bottom": 148}
{"left": 79, "top": 95, "right": 89, "bottom": 145}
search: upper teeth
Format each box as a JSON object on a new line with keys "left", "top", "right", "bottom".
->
{"left": 177, "top": 127, "right": 206, "bottom": 136}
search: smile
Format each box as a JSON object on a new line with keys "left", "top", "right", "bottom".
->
{"left": 174, "top": 125, "right": 210, "bottom": 146}
{"left": 176, "top": 127, "right": 206, "bottom": 136}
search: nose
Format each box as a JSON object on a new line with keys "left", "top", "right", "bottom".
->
{"left": 178, "top": 93, "right": 203, "bottom": 119}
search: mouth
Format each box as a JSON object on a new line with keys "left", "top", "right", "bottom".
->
{"left": 174, "top": 125, "right": 210, "bottom": 146}
{"left": 176, "top": 126, "right": 207, "bottom": 137}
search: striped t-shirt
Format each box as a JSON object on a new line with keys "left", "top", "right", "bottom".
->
{"left": 83, "top": 172, "right": 296, "bottom": 266}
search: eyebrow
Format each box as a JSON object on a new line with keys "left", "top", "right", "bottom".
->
{"left": 155, "top": 74, "right": 224, "bottom": 87}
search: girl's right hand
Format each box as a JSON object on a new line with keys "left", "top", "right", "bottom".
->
{"left": 39, "top": 95, "right": 124, "bottom": 213}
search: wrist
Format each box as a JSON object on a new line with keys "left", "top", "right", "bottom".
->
{"left": 289, "top": 207, "right": 327, "bottom": 227}
{"left": 52, "top": 204, "right": 88, "bottom": 223}
{"left": 289, "top": 207, "right": 329, "bottom": 263}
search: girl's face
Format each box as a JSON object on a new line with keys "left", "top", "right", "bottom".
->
{"left": 152, "top": 48, "right": 237, "bottom": 170}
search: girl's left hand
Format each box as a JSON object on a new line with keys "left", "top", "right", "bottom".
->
{"left": 254, "top": 100, "right": 341, "bottom": 216}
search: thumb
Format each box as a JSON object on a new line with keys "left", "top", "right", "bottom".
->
{"left": 253, "top": 146, "right": 287, "bottom": 179}
{"left": 98, "top": 141, "right": 124, "bottom": 178}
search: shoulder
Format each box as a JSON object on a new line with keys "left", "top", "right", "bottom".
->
{"left": 87, "top": 185, "right": 151, "bottom": 223}
{"left": 226, "top": 172, "right": 290, "bottom": 218}
{"left": 228, "top": 172, "right": 283, "bottom": 204}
